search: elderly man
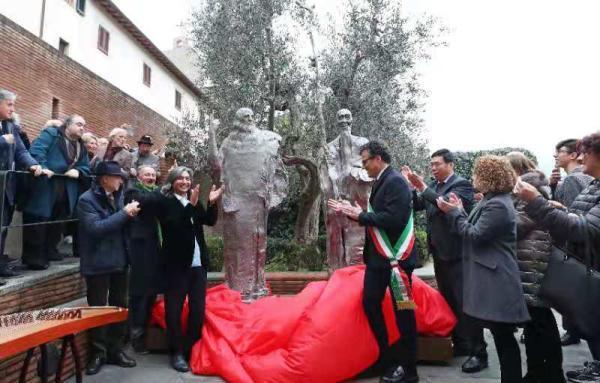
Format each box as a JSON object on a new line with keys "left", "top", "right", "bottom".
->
{"left": 22, "top": 115, "right": 90, "bottom": 270}
{"left": 323, "top": 108, "right": 371, "bottom": 270}
{"left": 0, "top": 89, "right": 43, "bottom": 283}
{"left": 131, "top": 135, "right": 160, "bottom": 177}
{"left": 78, "top": 161, "right": 140, "bottom": 375}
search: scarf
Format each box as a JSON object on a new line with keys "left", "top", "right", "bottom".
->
{"left": 135, "top": 181, "right": 163, "bottom": 245}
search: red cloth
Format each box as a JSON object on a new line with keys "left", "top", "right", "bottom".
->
{"left": 150, "top": 265, "right": 456, "bottom": 383}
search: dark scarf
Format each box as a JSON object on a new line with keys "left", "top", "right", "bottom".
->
{"left": 135, "top": 181, "right": 163, "bottom": 245}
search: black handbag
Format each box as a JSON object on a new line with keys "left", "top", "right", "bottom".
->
{"left": 538, "top": 220, "right": 600, "bottom": 339}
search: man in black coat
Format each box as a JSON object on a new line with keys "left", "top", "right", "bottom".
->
{"left": 329, "top": 141, "right": 418, "bottom": 383}
{"left": 404, "top": 149, "right": 487, "bottom": 373}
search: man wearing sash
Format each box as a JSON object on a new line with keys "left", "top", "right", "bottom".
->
{"left": 328, "top": 140, "right": 418, "bottom": 383}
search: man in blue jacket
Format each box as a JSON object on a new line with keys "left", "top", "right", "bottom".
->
{"left": 0, "top": 89, "right": 44, "bottom": 283}
{"left": 78, "top": 160, "right": 140, "bottom": 375}
{"left": 22, "top": 115, "right": 90, "bottom": 269}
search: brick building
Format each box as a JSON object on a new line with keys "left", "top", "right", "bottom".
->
{"left": 0, "top": 0, "right": 206, "bottom": 145}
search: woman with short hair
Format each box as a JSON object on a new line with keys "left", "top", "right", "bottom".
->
{"left": 437, "top": 155, "right": 530, "bottom": 383}
{"left": 91, "top": 127, "right": 132, "bottom": 173}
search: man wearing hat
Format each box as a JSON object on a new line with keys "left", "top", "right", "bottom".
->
{"left": 77, "top": 160, "right": 140, "bottom": 375}
{"left": 130, "top": 135, "right": 160, "bottom": 181}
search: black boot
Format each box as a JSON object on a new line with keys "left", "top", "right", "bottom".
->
{"left": 107, "top": 350, "right": 136, "bottom": 368}
{"left": 170, "top": 353, "right": 189, "bottom": 373}
{"left": 462, "top": 355, "right": 489, "bottom": 373}
{"left": 85, "top": 353, "right": 106, "bottom": 375}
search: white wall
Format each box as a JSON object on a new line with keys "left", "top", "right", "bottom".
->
{"left": 1, "top": 0, "right": 199, "bottom": 122}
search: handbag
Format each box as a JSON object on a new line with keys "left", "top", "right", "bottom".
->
{"left": 538, "top": 219, "right": 600, "bottom": 339}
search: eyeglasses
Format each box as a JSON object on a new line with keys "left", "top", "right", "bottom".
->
{"left": 361, "top": 156, "right": 374, "bottom": 166}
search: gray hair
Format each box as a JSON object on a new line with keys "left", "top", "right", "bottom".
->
{"left": 161, "top": 166, "right": 193, "bottom": 195}
{"left": 0, "top": 89, "right": 16, "bottom": 103}
{"left": 81, "top": 132, "right": 98, "bottom": 144}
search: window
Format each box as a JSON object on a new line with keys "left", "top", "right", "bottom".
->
{"left": 51, "top": 98, "right": 60, "bottom": 119}
{"left": 175, "top": 90, "right": 182, "bottom": 110}
{"left": 76, "top": 0, "right": 86, "bottom": 15}
{"left": 143, "top": 64, "right": 151, "bottom": 87}
{"left": 58, "top": 38, "right": 69, "bottom": 55}
{"left": 97, "top": 26, "right": 109, "bottom": 54}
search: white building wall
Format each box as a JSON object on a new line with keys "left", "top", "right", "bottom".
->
{"left": 0, "top": 0, "right": 198, "bottom": 122}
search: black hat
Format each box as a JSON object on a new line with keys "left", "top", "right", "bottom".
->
{"left": 137, "top": 135, "right": 154, "bottom": 146}
{"left": 94, "top": 161, "right": 124, "bottom": 177}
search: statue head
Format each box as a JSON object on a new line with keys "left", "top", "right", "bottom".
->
{"left": 336, "top": 109, "right": 352, "bottom": 131}
{"left": 233, "top": 107, "right": 255, "bottom": 132}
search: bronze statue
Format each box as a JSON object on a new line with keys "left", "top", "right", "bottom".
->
{"left": 322, "top": 109, "right": 372, "bottom": 270}
{"left": 210, "top": 108, "right": 287, "bottom": 301}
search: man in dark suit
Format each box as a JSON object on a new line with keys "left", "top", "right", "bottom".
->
{"left": 329, "top": 140, "right": 418, "bottom": 383}
{"left": 403, "top": 149, "right": 487, "bottom": 373}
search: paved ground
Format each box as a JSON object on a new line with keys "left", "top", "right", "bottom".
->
{"left": 70, "top": 312, "right": 591, "bottom": 383}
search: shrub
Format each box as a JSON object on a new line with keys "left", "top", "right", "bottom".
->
{"left": 205, "top": 235, "right": 224, "bottom": 272}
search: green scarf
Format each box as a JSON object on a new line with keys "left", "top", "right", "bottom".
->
{"left": 135, "top": 181, "right": 163, "bottom": 245}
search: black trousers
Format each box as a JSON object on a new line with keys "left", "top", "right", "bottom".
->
{"left": 433, "top": 257, "right": 486, "bottom": 355}
{"left": 523, "top": 305, "right": 564, "bottom": 382}
{"left": 129, "top": 293, "right": 158, "bottom": 339}
{"left": 165, "top": 266, "right": 207, "bottom": 356}
{"left": 363, "top": 267, "right": 417, "bottom": 374}
{"left": 86, "top": 272, "right": 128, "bottom": 356}
{"left": 0, "top": 199, "right": 14, "bottom": 271}
{"left": 468, "top": 315, "right": 522, "bottom": 383}
{"left": 22, "top": 190, "right": 69, "bottom": 267}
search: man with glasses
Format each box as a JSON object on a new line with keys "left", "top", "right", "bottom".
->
{"left": 329, "top": 141, "right": 418, "bottom": 383}
{"left": 403, "top": 149, "right": 484, "bottom": 373}
{"left": 551, "top": 138, "right": 593, "bottom": 347}
{"left": 22, "top": 115, "right": 90, "bottom": 270}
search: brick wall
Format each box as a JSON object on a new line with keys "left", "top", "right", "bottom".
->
{"left": 0, "top": 13, "right": 177, "bottom": 149}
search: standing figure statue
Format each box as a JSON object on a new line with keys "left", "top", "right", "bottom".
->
{"left": 322, "top": 109, "right": 372, "bottom": 270}
{"left": 210, "top": 108, "right": 287, "bottom": 301}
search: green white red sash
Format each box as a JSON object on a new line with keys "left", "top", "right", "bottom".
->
{"left": 367, "top": 202, "right": 416, "bottom": 310}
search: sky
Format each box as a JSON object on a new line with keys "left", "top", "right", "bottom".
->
{"left": 113, "top": 0, "right": 600, "bottom": 174}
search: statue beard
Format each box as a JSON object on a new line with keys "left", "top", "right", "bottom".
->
{"left": 236, "top": 122, "right": 255, "bottom": 132}
{"left": 337, "top": 121, "right": 352, "bottom": 131}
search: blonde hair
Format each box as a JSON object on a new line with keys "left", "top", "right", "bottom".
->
{"left": 473, "top": 155, "right": 517, "bottom": 194}
{"left": 81, "top": 132, "right": 98, "bottom": 144}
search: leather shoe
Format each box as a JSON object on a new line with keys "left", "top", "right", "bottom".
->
{"left": 0, "top": 267, "right": 21, "bottom": 278}
{"left": 171, "top": 353, "right": 190, "bottom": 372}
{"left": 107, "top": 350, "right": 136, "bottom": 368}
{"left": 560, "top": 332, "right": 580, "bottom": 346}
{"left": 380, "top": 365, "right": 419, "bottom": 383}
{"left": 85, "top": 353, "right": 105, "bottom": 375}
{"left": 131, "top": 335, "right": 149, "bottom": 355}
{"left": 24, "top": 263, "right": 49, "bottom": 271}
{"left": 462, "top": 355, "right": 488, "bottom": 373}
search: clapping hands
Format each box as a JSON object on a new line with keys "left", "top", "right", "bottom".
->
{"left": 436, "top": 192, "right": 463, "bottom": 213}
{"left": 401, "top": 166, "right": 427, "bottom": 191}
{"left": 327, "top": 199, "right": 363, "bottom": 220}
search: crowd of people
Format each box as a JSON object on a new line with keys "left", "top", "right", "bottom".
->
{"left": 1, "top": 87, "right": 599, "bottom": 383}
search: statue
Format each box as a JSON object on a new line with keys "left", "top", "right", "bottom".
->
{"left": 210, "top": 108, "right": 287, "bottom": 301}
{"left": 322, "top": 109, "right": 372, "bottom": 270}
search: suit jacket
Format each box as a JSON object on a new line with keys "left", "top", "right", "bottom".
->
{"left": 446, "top": 192, "right": 530, "bottom": 323}
{"left": 358, "top": 166, "right": 417, "bottom": 271}
{"left": 413, "top": 174, "right": 474, "bottom": 261}
{"left": 139, "top": 191, "right": 218, "bottom": 274}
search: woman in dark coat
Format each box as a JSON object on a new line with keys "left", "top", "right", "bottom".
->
{"left": 437, "top": 155, "right": 530, "bottom": 383}
{"left": 124, "top": 165, "right": 162, "bottom": 355}
{"left": 137, "top": 166, "right": 222, "bottom": 372}
{"left": 515, "top": 132, "right": 600, "bottom": 382}
{"left": 507, "top": 153, "right": 565, "bottom": 383}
